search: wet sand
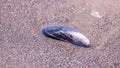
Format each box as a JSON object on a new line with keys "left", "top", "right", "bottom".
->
{"left": 0, "top": 0, "right": 120, "bottom": 68}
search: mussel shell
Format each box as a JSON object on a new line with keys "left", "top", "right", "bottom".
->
{"left": 42, "top": 26, "right": 90, "bottom": 47}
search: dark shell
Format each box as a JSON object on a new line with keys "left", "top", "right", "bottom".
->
{"left": 42, "top": 26, "right": 90, "bottom": 47}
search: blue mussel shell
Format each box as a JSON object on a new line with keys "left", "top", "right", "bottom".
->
{"left": 42, "top": 26, "right": 90, "bottom": 47}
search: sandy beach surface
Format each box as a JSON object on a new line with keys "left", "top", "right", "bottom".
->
{"left": 0, "top": 0, "right": 120, "bottom": 68}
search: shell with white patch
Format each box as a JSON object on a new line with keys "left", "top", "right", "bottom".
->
{"left": 42, "top": 26, "right": 91, "bottom": 47}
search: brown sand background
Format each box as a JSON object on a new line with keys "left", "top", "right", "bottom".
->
{"left": 0, "top": 0, "right": 120, "bottom": 68}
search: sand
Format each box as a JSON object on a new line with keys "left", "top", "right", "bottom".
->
{"left": 0, "top": 0, "right": 120, "bottom": 68}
